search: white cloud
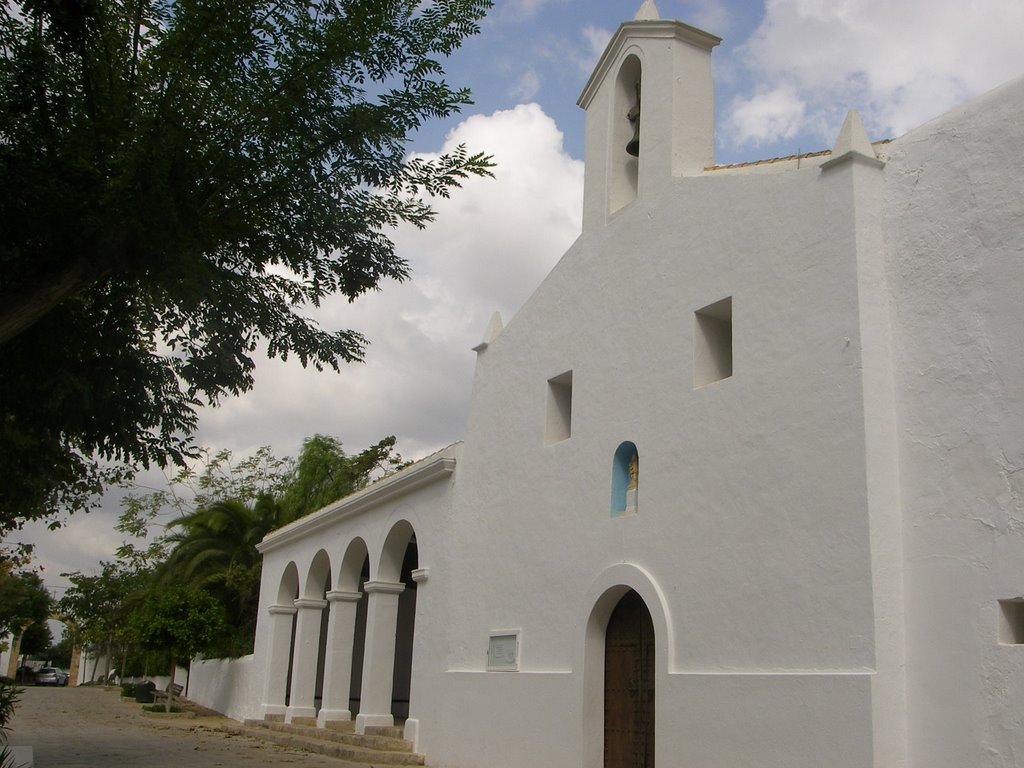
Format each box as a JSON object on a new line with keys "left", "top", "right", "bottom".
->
{"left": 212, "top": 106, "right": 582, "bottom": 458}
{"left": 498, "top": 0, "right": 569, "bottom": 22}
{"left": 729, "top": 0, "right": 1024, "bottom": 146}
{"left": 581, "top": 23, "right": 610, "bottom": 66}
{"left": 201, "top": 105, "right": 584, "bottom": 449}
{"left": 21, "top": 104, "right": 584, "bottom": 579}
{"left": 728, "top": 84, "right": 806, "bottom": 145}
{"left": 510, "top": 69, "right": 542, "bottom": 101}
{"left": 19, "top": 515, "right": 121, "bottom": 579}
{"left": 677, "top": 0, "right": 732, "bottom": 35}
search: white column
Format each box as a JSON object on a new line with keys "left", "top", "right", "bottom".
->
{"left": 286, "top": 597, "right": 328, "bottom": 723}
{"left": 355, "top": 580, "right": 405, "bottom": 733}
{"left": 261, "top": 604, "right": 297, "bottom": 719}
{"left": 316, "top": 590, "right": 363, "bottom": 727}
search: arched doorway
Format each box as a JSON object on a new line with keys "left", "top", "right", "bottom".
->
{"left": 604, "top": 589, "right": 655, "bottom": 768}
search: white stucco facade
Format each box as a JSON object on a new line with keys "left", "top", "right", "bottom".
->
{"left": 187, "top": 6, "right": 1024, "bottom": 767}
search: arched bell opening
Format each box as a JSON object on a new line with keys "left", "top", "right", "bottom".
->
{"left": 610, "top": 54, "right": 643, "bottom": 214}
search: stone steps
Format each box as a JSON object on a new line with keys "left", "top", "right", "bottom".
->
{"left": 220, "top": 719, "right": 426, "bottom": 766}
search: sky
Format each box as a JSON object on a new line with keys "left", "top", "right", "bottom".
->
{"left": 18, "top": 0, "right": 1024, "bottom": 595}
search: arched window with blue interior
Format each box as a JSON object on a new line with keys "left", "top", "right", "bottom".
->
{"left": 611, "top": 441, "right": 639, "bottom": 517}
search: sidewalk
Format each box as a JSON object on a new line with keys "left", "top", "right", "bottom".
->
{"left": 7, "top": 686, "right": 356, "bottom": 767}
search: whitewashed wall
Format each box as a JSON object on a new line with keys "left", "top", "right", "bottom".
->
{"left": 885, "top": 76, "right": 1024, "bottom": 768}
{"left": 188, "top": 655, "right": 261, "bottom": 722}
{"left": 187, "top": 17, "right": 1024, "bottom": 768}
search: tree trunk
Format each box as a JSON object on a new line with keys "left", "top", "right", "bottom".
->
{"left": 102, "top": 638, "right": 112, "bottom": 683}
{"left": 167, "top": 653, "right": 176, "bottom": 713}
{"left": 0, "top": 259, "right": 100, "bottom": 346}
{"left": 90, "top": 647, "right": 101, "bottom": 683}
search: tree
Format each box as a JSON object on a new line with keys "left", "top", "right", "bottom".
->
{"left": 58, "top": 563, "right": 149, "bottom": 683}
{"left": 129, "top": 586, "right": 226, "bottom": 711}
{"left": 0, "top": 567, "right": 51, "bottom": 642}
{"left": 279, "top": 434, "right": 407, "bottom": 520}
{"left": 155, "top": 434, "right": 402, "bottom": 655}
{"left": 17, "top": 622, "right": 52, "bottom": 659}
{"left": 159, "top": 498, "right": 270, "bottom": 657}
{"left": 41, "top": 635, "right": 73, "bottom": 670}
{"left": 0, "top": 0, "right": 494, "bottom": 532}
{"left": 0, "top": 679, "right": 21, "bottom": 763}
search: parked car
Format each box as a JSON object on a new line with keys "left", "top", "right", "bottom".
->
{"left": 34, "top": 667, "right": 68, "bottom": 686}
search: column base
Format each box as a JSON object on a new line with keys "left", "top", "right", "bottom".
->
{"left": 404, "top": 718, "right": 420, "bottom": 750}
{"left": 317, "top": 709, "right": 353, "bottom": 729}
{"left": 262, "top": 704, "right": 287, "bottom": 720}
{"left": 286, "top": 705, "right": 317, "bottom": 724}
{"left": 355, "top": 712, "right": 394, "bottom": 733}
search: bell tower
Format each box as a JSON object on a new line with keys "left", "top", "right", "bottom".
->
{"left": 577, "top": 1, "right": 720, "bottom": 228}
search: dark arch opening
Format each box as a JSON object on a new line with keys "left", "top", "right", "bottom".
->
{"left": 391, "top": 536, "right": 418, "bottom": 721}
{"left": 348, "top": 555, "right": 370, "bottom": 715}
{"left": 604, "top": 589, "right": 655, "bottom": 768}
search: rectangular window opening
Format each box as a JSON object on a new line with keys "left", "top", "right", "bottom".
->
{"left": 694, "top": 297, "right": 733, "bottom": 388}
{"left": 999, "top": 599, "right": 1024, "bottom": 644}
{"left": 545, "top": 371, "right": 573, "bottom": 445}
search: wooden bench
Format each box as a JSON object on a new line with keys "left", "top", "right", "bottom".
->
{"left": 151, "top": 682, "right": 184, "bottom": 704}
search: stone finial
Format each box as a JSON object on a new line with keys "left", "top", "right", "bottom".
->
{"left": 471, "top": 311, "right": 504, "bottom": 352}
{"left": 821, "top": 109, "right": 885, "bottom": 170}
{"left": 832, "top": 109, "right": 876, "bottom": 158}
{"left": 634, "top": 0, "right": 660, "bottom": 20}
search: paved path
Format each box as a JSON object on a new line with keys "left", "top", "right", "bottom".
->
{"left": 7, "top": 686, "right": 350, "bottom": 767}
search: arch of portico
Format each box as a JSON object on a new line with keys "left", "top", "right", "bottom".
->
{"left": 285, "top": 550, "right": 332, "bottom": 723}
{"left": 261, "top": 522, "right": 424, "bottom": 733}
{"left": 261, "top": 562, "right": 300, "bottom": 719}
{"left": 316, "top": 537, "right": 370, "bottom": 726}
{"left": 354, "top": 520, "right": 419, "bottom": 732}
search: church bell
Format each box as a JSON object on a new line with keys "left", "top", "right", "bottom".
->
{"left": 625, "top": 82, "right": 641, "bottom": 156}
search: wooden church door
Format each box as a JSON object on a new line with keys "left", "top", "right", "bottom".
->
{"left": 604, "top": 589, "right": 655, "bottom": 768}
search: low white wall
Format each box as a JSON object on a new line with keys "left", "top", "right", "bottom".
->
{"left": 188, "top": 654, "right": 261, "bottom": 722}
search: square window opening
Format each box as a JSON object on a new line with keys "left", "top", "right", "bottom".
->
{"left": 999, "top": 599, "right": 1024, "bottom": 644}
{"left": 545, "top": 371, "right": 573, "bottom": 445}
{"left": 694, "top": 297, "right": 733, "bottom": 388}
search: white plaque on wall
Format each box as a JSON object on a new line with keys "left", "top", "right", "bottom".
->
{"left": 487, "top": 631, "right": 520, "bottom": 671}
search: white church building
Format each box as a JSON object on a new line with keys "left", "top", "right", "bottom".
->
{"left": 187, "top": 4, "right": 1024, "bottom": 767}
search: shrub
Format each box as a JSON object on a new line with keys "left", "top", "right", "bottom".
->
{"left": 0, "top": 680, "right": 23, "bottom": 767}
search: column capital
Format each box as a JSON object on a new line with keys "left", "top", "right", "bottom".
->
{"left": 268, "top": 604, "right": 298, "bottom": 616}
{"left": 363, "top": 580, "right": 405, "bottom": 595}
{"left": 294, "top": 597, "right": 328, "bottom": 610}
{"left": 326, "top": 590, "right": 363, "bottom": 604}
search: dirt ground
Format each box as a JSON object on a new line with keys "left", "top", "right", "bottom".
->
{"left": 6, "top": 685, "right": 351, "bottom": 767}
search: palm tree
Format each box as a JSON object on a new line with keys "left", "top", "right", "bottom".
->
{"left": 159, "top": 495, "right": 282, "bottom": 656}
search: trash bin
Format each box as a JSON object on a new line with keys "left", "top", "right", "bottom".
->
{"left": 135, "top": 680, "right": 156, "bottom": 703}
